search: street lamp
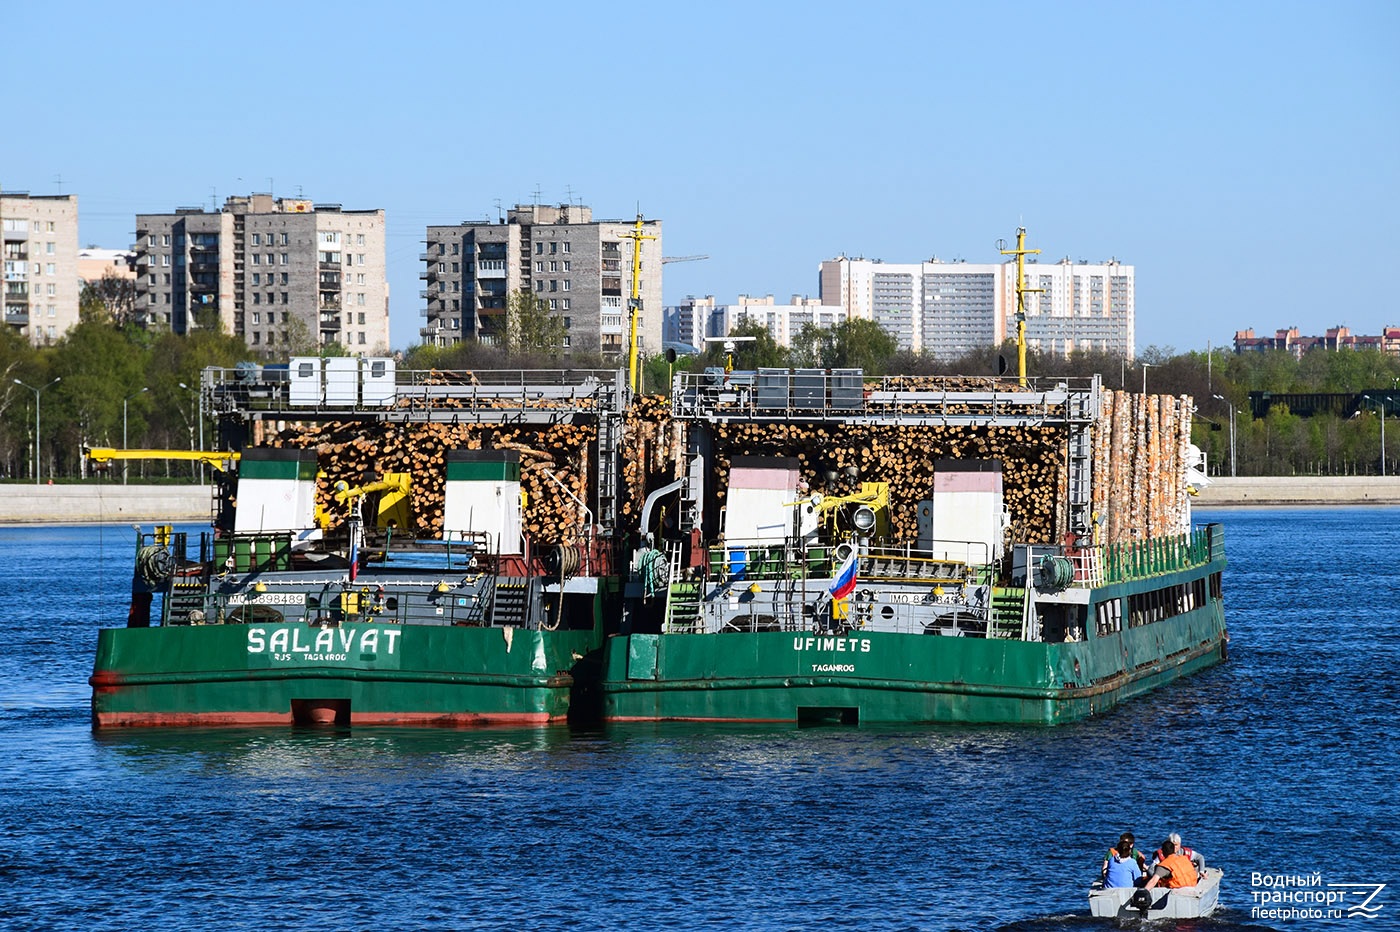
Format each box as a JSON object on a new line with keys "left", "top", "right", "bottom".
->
{"left": 122, "top": 387, "right": 149, "bottom": 485}
{"left": 177, "top": 381, "right": 205, "bottom": 484}
{"left": 1141, "top": 363, "right": 1153, "bottom": 396}
{"left": 13, "top": 377, "right": 61, "bottom": 485}
{"left": 1212, "top": 395, "right": 1237, "bottom": 477}
{"left": 1360, "top": 394, "right": 1383, "bottom": 475}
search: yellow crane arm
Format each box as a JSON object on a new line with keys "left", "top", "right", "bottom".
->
{"left": 85, "top": 447, "right": 241, "bottom": 471}
{"left": 333, "top": 473, "right": 411, "bottom": 505}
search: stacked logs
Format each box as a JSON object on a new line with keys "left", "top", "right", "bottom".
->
{"left": 703, "top": 421, "right": 1067, "bottom": 544}
{"left": 265, "top": 419, "right": 595, "bottom": 545}
{"left": 1091, "top": 389, "right": 1195, "bottom": 544}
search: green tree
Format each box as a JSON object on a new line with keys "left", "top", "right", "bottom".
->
{"left": 791, "top": 319, "right": 898, "bottom": 374}
{"left": 504, "top": 288, "right": 566, "bottom": 358}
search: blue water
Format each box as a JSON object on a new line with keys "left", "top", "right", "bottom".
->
{"left": 2, "top": 511, "right": 1397, "bottom": 931}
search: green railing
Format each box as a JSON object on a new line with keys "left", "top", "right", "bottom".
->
{"left": 1097, "top": 527, "right": 1213, "bottom": 584}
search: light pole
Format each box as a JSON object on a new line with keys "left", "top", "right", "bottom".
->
{"left": 122, "top": 387, "right": 149, "bottom": 485}
{"left": 1212, "top": 394, "right": 1237, "bottom": 477}
{"left": 177, "top": 381, "right": 205, "bottom": 484}
{"left": 1141, "top": 363, "right": 1153, "bottom": 396}
{"left": 1364, "top": 395, "right": 1387, "bottom": 477}
{"left": 14, "top": 377, "right": 61, "bottom": 485}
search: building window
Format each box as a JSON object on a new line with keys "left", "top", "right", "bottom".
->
{"left": 252, "top": 254, "right": 260, "bottom": 265}
{"left": 561, "top": 299, "right": 570, "bottom": 310}
{"left": 451, "top": 244, "right": 459, "bottom": 255}
{"left": 281, "top": 253, "right": 289, "bottom": 265}
{"left": 563, "top": 317, "right": 571, "bottom": 329}
{"left": 535, "top": 243, "right": 543, "bottom": 255}
{"left": 46, "top": 283, "right": 55, "bottom": 296}
{"left": 549, "top": 242, "right": 557, "bottom": 254}
{"left": 357, "top": 293, "right": 366, "bottom": 306}
{"left": 265, "top": 253, "right": 274, "bottom": 265}
{"left": 253, "top": 294, "right": 261, "bottom": 305}
{"left": 252, "top": 234, "right": 261, "bottom": 245}
{"left": 562, "top": 242, "right": 570, "bottom": 253}
{"left": 252, "top": 312, "right": 261, "bottom": 324}
{"left": 252, "top": 273, "right": 260, "bottom": 285}
{"left": 451, "top": 262, "right": 459, "bottom": 273}
{"left": 549, "top": 299, "right": 558, "bottom": 310}
{"left": 280, "top": 233, "right": 289, "bottom": 245}
{"left": 356, "top": 234, "right": 365, "bottom": 245}
{"left": 563, "top": 261, "right": 571, "bottom": 272}
{"left": 147, "top": 235, "right": 156, "bottom": 247}
{"left": 161, "top": 235, "right": 170, "bottom": 246}
{"left": 549, "top": 280, "right": 558, "bottom": 292}
{"left": 358, "top": 312, "right": 365, "bottom": 324}
{"left": 319, "top": 231, "right": 340, "bottom": 244}
{"left": 48, "top": 305, "right": 55, "bottom": 317}
{"left": 549, "top": 261, "right": 558, "bottom": 272}
{"left": 562, "top": 280, "right": 571, "bottom": 292}
{"left": 161, "top": 255, "right": 170, "bottom": 267}
{"left": 535, "top": 280, "right": 544, "bottom": 292}
{"left": 358, "top": 332, "right": 366, "bottom": 344}
{"left": 281, "top": 273, "right": 288, "bottom": 284}
{"left": 535, "top": 261, "right": 544, "bottom": 272}
{"left": 281, "top": 292, "right": 288, "bottom": 304}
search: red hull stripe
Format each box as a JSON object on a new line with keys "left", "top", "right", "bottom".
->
{"left": 93, "top": 710, "right": 560, "bottom": 728}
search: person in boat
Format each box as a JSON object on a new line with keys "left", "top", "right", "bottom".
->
{"left": 1150, "top": 832, "right": 1205, "bottom": 875}
{"left": 1142, "top": 838, "right": 1200, "bottom": 890}
{"left": 1101, "top": 835, "right": 1145, "bottom": 888}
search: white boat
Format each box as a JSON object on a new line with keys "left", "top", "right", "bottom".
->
{"left": 1088, "top": 868, "right": 1223, "bottom": 919}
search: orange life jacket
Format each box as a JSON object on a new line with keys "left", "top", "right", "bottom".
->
{"left": 1159, "top": 852, "right": 1199, "bottom": 888}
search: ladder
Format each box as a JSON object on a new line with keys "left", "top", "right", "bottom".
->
{"left": 662, "top": 540, "right": 703, "bottom": 632}
{"left": 988, "top": 588, "right": 1026, "bottom": 639}
{"left": 595, "top": 382, "right": 623, "bottom": 535}
{"left": 491, "top": 577, "right": 535, "bottom": 628}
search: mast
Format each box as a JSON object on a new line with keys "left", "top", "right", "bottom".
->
{"left": 999, "top": 227, "right": 1042, "bottom": 386}
{"left": 622, "top": 214, "right": 657, "bottom": 396}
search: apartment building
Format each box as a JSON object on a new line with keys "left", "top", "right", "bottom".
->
{"left": 819, "top": 255, "right": 1135, "bottom": 359}
{"left": 1, "top": 193, "right": 79, "bottom": 344}
{"left": 134, "top": 194, "right": 388, "bottom": 354}
{"left": 666, "top": 294, "right": 847, "bottom": 349}
{"left": 1235, "top": 325, "right": 1400, "bottom": 358}
{"left": 422, "top": 204, "right": 662, "bottom": 358}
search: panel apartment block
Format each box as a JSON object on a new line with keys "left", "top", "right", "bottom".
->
{"left": 2, "top": 193, "right": 79, "bottom": 344}
{"left": 423, "top": 204, "right": 662, "bottom": 358}
{"left": 134, "top": 195, "right": 388, "bottom": 354}
{"left": 819, "top": 255, "right": 1134, "bottom": 359}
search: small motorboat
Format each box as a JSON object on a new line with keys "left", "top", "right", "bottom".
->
{"left": 1088, "top": 867, "right": 1223, "bottom": 919}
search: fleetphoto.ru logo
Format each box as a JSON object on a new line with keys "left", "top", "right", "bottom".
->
{"left": 1251, "top": 872, "right": 1386, "bottom": 921}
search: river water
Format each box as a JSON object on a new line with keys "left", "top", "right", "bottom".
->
{"left": 1, "top": 509, "right": 1396, "bottom": 931}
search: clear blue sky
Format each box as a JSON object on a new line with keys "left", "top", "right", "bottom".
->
{"left": 8, "top": 0, "right": 1396, "bottom": 354}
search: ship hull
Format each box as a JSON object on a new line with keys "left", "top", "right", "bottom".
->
{"left": 91, "top": 622, "right": 598, "bottom": 728}
{"left": 602, "top": 572, "right": 1226, "bottom": 726}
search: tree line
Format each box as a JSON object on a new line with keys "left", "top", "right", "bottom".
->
{"left": 3, "top": 285, "right": 1397, "bottom": 480}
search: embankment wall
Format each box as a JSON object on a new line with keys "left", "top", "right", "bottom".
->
{"left": 1195, "top": 476, "right": 1400, "bottom": 506}
{"left": 0, "top": 485, "right": 211, "bottom": 524}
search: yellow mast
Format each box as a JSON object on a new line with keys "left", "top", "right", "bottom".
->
{"left": 622, "top": 213, "right": 656, "bottom": 395}
{"left": 999, "top": 227, "right": 1042, "bottom": 386}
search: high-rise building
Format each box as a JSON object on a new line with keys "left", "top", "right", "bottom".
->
{"left": 666, "top": 294, "right": 847, "bottom": 349}
{"left": 819, "top": 255, "right": 1135, "bottom": 359}
{"left": 134, "top": 194, "right": 388, "bottom": 354}
{"left": 422, "top": 205, "right": 662, "bottom": 358}
{"left": 1, "top": 193, "right": 79, "bottom": 344}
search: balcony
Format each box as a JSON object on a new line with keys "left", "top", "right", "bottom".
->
{"left": 476, "top": 259, "right": 506, "bottom": 278}
{"left": 4, "top": 309, "right": 28, "bottom": 326}
{"left": 319, "top": 313, "right": 341, "bottom": 329}
{"left": 319, "top": 296, "right": 342, "bottom": 311}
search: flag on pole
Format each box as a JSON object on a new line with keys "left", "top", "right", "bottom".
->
{"left": 828, "top": 550, "right": 858, "bottom": 600}
{"left": 348, "top": 533, "right": 359, "bottom": 582}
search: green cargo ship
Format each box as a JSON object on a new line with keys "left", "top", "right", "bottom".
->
{"left": 604, "top": 368, "right": 1226, "bottom": 725}
{"left": 90, "top": 364, "right": 627, "bottom": 728}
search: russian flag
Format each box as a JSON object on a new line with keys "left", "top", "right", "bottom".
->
{"left": 348, "top": 534, "right": 359, "bottom": 582}
{"left": 828, "top": 550, "right": 858, "bottom": 600}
